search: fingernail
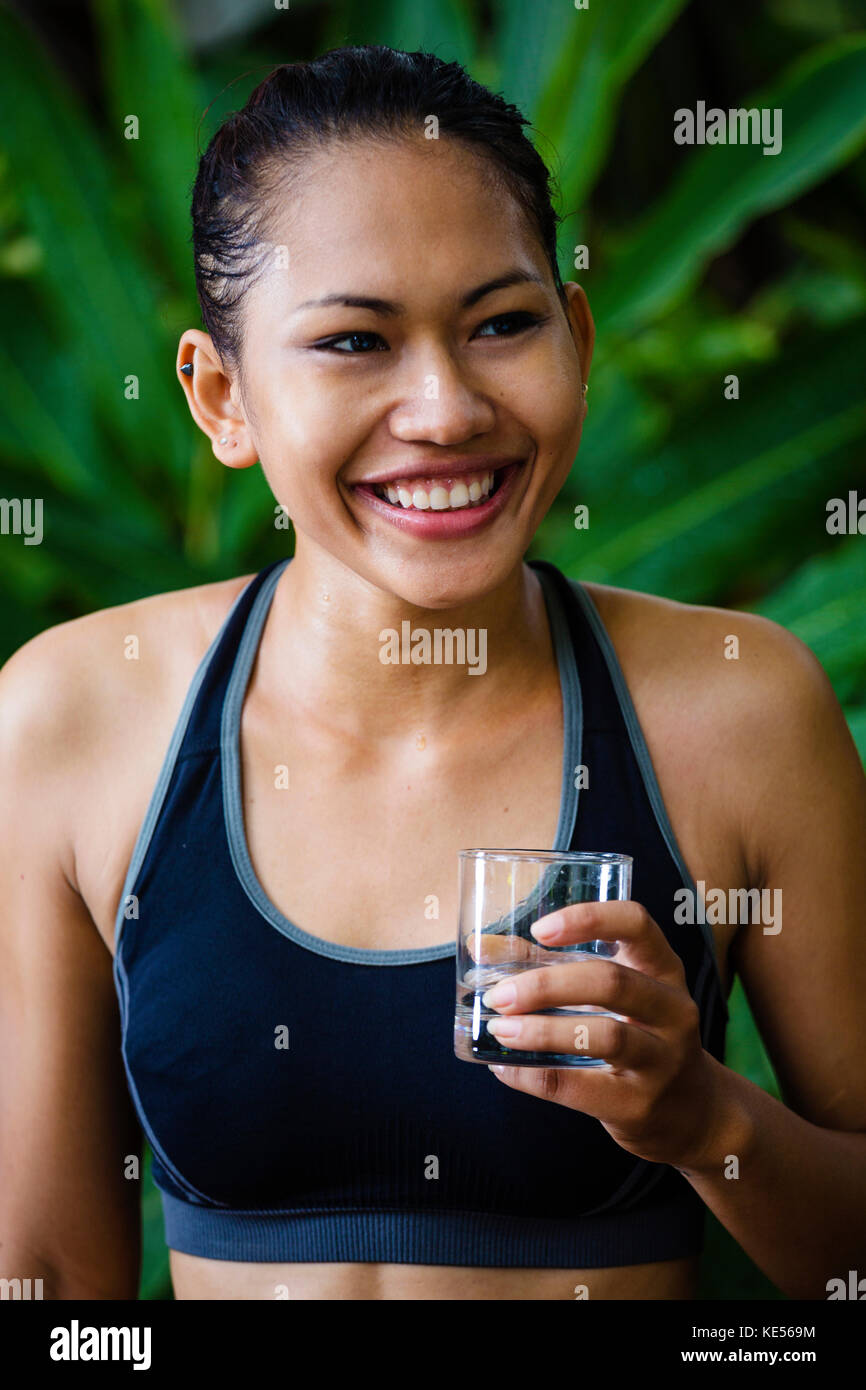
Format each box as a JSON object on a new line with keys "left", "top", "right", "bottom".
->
{"left": 486, "top": 1018, "right": 521, "bottom": 1039}
{"left": 488, "top": 1065, "right": 505, "bottom": 1075}
{"left": 531, "top": 918, "right": 562, "bottom": 942}
{"left": 482, "top": 981, "right": 516, "bottom": 1008}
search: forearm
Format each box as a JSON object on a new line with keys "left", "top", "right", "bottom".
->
{"left": 0, "top": 1237, "right": 139, "bottom": 1300}
{"left": 676, "top": 1055, "right": 866, "bottom": 1300}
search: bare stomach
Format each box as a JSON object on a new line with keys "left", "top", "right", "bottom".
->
{"left": 169, "top": 1251, "right": 700, "bottom": 1300}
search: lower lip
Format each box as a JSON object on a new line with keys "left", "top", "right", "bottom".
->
{"left": 352, "top": 463, "right": 523, "bottom": 538}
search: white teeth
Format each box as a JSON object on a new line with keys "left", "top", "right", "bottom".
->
{"left": 373, "top": 469, "right": 500, "bottom": 511}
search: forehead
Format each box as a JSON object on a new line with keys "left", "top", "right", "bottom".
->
{"left": 248, "top": 136, "right": 549, "bottom": 321}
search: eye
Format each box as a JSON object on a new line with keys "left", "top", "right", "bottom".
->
{"left": 314, "top": 310, "right": 546, "bottom": 354}
{"left": 315, "top": 331, "right": 388, "bottom": 354}
{"left": 473, "top": 311, "right": 547, "bottom": 338}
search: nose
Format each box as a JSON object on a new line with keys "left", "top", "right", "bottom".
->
{"left": 388, "top": 350, "right": 497, "bottom": 445}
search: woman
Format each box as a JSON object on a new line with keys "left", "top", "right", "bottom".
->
{"left": 1, "top": 45, "right": 864, "bottom": 1302}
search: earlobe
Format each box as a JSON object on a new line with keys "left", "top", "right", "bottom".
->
{"left": 213, "top": 433, "right": 259, "bottom": 470}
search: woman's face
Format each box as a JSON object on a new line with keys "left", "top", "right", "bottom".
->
{"left": 184, "top": 135, "right": 593, "bottom": 609}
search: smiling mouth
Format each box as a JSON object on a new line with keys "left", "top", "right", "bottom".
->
{"left": 369, "top": 468, "right": 505, "bottom": 511}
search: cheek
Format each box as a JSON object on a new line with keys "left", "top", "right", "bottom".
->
{"left": 257, "top": 389, "right": 366, "bottom": 505}
{"left": 512, "top": 324, "right": 583, "bottom": 428}
{"left": 270, "top": 387, "right": 346, "bottom": 455}
{"left": 519, "top": 363, "right": 585, "bottom": 477}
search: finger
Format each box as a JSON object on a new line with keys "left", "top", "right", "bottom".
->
{"left": 487, "top": 1062, "right": 613, "bottom": 1109}
{"left": 486, "top": 1011, "right": 661, "bottom": 1069}
{"left": 530, "top": 900, "right": 687, "bottom": 992}
{"left": 465, "top": 934, "right": 572, "bottom": 977}
{"left": 488, "top": 1061, "right": 665, "bottom": 1124}
{"left": 481, "top": 957, "right": 684, "bottom": 1030}
{"left": 466, "top": 932, "right": 536, "bottom": 966}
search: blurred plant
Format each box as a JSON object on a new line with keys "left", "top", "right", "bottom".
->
{"left": 1, "top": 0, "right": 864, "bottom": 1302}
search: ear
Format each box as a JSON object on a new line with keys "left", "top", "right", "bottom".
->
{"left": 176, "top": 329, "right": 258, "bottom": 469}
{"left": 561, "top": 283, "right": 595, "bottom": 402}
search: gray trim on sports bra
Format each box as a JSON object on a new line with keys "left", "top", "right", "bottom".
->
{"left": 221, "top": 559, "right": 583, "bottom": 965}
{"left": 113, "top": 559, "right": 727, "bottom": 1013}
{"left": 568, "top": 579, "right": 729, "bottom": 1012}
{"left": 112, "top": 574, "right": 257, "bottom": 961}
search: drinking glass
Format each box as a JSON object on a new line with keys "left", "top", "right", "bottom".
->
{"left": 454, "top": 850, "right": 632, "bottom": 1067}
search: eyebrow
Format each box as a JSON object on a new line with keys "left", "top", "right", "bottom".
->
{"left": 292, "top": 269, "right": 546, "bottom": 317}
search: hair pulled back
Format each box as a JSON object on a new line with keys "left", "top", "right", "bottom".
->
{"left": 192, "top": 44, "right": 565, "bottom": 378}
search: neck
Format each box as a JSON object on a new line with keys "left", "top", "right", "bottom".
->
{"left": 259, "top": 543, "right": 556, "bottom": 741}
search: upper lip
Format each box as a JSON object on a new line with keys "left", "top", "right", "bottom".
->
{"left": 351, "top": 456, "right": 524, "bottom": 487}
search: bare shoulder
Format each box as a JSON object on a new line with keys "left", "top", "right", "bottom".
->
{"left": 579, "top": 579, "right": 859, "bottom": 882}
{"left": 0, "top": 572, "right": 254, "bottom": 905}
{"left": 579, "top": 578, "right": 834, "bottom": 730}
{"left": 581, "top": 578, "right": 825, "bottom": 685}
{"left": 0, "top": 572, "right": 253, "bottom": 751}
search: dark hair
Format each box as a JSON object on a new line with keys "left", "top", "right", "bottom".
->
{"left": 191, "top": 44, "right": 566, "bottom": 382}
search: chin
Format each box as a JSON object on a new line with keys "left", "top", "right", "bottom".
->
{"left": 378, "top": 552, "right": 520, "bottom": 612}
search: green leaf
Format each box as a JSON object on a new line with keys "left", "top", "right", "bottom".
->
{"left": 843, "top": 707, "right": 866, "bottom": 765}
{"left": 0, "top": 6, "right": 190, "bottom": 481}
{"left": 330, "top": 0, "right": 477, "bottom": 65}
{"left": 535, "top": 0, "right": 689, "bottom": 219}
{"left": 496, "top": 0, "right": 579, "bottom": 128}
{"left": 753, "top": 536, "right": 866, "bottom": 703}
{"left": 533, "top": 316, "right": 866, "bottom": 602}
{"left": 93, "top": 0, "right": 205, "bottom": 291}
{"left": 139, "top": 1147, "right": 172, "bottom": 1300}
{"left": 591, "top": 35, "right": 866, "bottom": 333}
{"left": 724, "top": 977, "right": 781, "bottom": 1098}
{"left": 0, "top": 283, "right": 103, "bottom": 498}
{"left": 0, "top": 279, "right": 169, "bottom": 539}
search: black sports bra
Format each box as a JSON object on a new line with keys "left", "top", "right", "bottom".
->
{"left": 113, "top": 557, "right": 728, "bottom": 1266}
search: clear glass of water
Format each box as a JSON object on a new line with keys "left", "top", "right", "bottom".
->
{"left": 454, "top": 850, "right": 632, "bottom": 1068}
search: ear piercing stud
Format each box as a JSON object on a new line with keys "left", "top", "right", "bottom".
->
{"left": 180, "top": 362, "right": 193, "bottom": 376}
{"left": 581, "top": 382, "right": 588, "bottom": 396}
{"left": 218, "top": 435, "right": 237, "bottom": 447}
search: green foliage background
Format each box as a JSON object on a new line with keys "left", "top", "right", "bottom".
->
{"left": 1, "top": 0, "right": 864, "bottom": 1301}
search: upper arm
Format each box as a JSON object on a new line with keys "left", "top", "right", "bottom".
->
{"left": 0, "top": 631, "right": 143, "bottom": 1298}
{"left": 727, "top": 616, "right": 866, "bottom": 1133}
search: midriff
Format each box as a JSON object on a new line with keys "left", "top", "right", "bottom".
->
{"left": 169, "top": 1250, "right": 701, "bottom": 1300}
